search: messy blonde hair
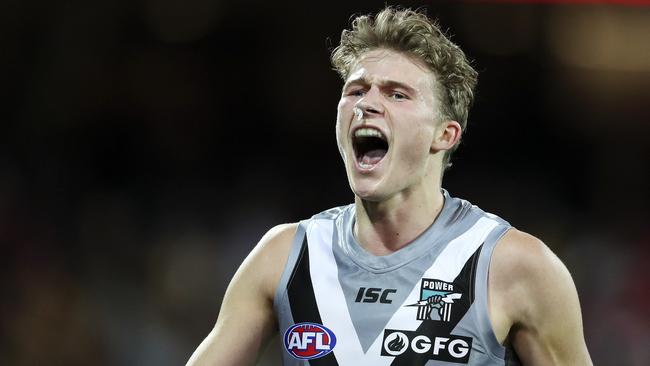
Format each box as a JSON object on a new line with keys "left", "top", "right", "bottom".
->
{"left": 331, "top": 7, "right": 478, "bottom": 169}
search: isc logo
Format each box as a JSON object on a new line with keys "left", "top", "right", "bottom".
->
{"left": 355, "top": 287, "right": 397, "bottom": 304}
{"left": 283, "top": 322, "right": 337, "bottom": 360}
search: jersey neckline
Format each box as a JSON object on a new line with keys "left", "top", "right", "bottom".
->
{"left": 339, "top": 189, "right": 461, "bottom": 272}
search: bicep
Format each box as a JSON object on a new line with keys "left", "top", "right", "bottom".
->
{"left": 188, "top": 267, "right": 277, "bottom": 366}
{"left": 495, "top": 230, "right": 592, "bottom": 365}
{"left": 186, "top": 224, "right": 297, "bottom": 366}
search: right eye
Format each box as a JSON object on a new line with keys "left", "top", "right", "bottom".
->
{"left": 347, "top": 89, "right": 366, "bottom": 97}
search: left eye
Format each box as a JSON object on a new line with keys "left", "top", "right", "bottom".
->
{"left": 391, "top": 92, "right": 407, "bottom": 100}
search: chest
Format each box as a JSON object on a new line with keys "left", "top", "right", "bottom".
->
{"left": 275, "top": 217, "right": 508, "bottom": 365}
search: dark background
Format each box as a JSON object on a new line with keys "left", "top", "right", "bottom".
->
{"left": 1, "top": 1, "right": 648, "bottom": 365}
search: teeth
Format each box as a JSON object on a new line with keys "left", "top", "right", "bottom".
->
{"left": 359, "top": 161, "right": 373, "bottom": 169}
{"left": 354, "top": 128, "right": 385, "bottom": 140}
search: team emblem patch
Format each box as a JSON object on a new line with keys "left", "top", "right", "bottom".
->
{"left": 283, "top": 322, "right": 336, "bottom": 360}
{"left": 406, "top": 278, "right": 463, "bottom": 321}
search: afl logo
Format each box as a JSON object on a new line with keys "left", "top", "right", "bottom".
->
{"left": 283, "top": 322, "right": 337, "bottom": 360}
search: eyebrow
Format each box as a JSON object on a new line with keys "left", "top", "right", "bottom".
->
{"left": 343, "top": 76, "right": 418, "bottom": 96}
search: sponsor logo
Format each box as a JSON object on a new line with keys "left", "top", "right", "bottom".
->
{"left": 381, "top": 329, "right": 473, "bottom": 363}
{"left": 283, "top": 322, "right": 336, "bottom": 360}
{"left": 406, "top": 278, "right": 463, "bottom": 321}
{"left": 355, "top": 287, "right": 397, "bottom": 304}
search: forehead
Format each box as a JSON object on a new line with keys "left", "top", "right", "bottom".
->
{"left": 346, "top": 49, "right": 436, "bottom": 94}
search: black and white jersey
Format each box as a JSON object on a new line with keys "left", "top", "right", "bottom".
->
{"left": 274, "top": 190, "right": 521, "bottom": 365}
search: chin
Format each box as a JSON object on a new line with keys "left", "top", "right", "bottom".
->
{"left": 350, "top": 183, "right": 387, "bottom": 203}
{"left": 354, "top": 192, "right": 381, "bottom": 202}
{"left": 346, "top": 164, "right": 389, "bottom": 202}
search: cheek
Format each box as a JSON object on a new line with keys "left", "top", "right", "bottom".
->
{"left": 416, "top": 124, "right": 435, "bottom": 151}
{"left": 406, "top": 122, "right": 434, "bottom": 150}
{"left": 397, "top": 125, "right": 435, "bottom": 168}
{"left": 336, "top": 99, "right": 353, "bottom": 147}
{"left": 335, "top": 122, "right": 345, "bottom": 157}
{"left": 337, "top": 96, "right": 348, "bottom": 110}
{"left": 335, "top": 113, "right": 347, "bottom": 157}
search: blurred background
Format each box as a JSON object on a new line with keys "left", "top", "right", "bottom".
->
{"left": 1, "top": 0, "right": 648, "bottom": 365}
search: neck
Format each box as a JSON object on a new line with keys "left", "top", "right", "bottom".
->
{"left": 353, "top": 180, "right": 445, "bottom": 256}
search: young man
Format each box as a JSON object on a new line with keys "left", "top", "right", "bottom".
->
{"left": 187, "top": 7, "right": 592, "bottom": 366}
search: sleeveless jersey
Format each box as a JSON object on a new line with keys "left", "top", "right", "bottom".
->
{"left": 274, "top": 190, "right": 521, "bottom": 365}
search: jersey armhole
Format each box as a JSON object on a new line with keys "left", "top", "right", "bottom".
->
{"left": 273, "top": 221, "right": 307, "bottom": 314}
{"left": 473, "top": 224, "right": 512, "bottom": 362}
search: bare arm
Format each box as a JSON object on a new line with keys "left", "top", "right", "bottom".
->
{"left": 186, "top": 223, "right": 297, "bottom": 366}
{"left": 490, "top": 229, "right": 592, "bottom": 366}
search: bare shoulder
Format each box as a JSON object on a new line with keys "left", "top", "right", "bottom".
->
{"left": 492, "top": 229, "right": 567, "bottom": 291}
{"left": 491, "top": 229, "right": 574, "bottom": 319}
{"left": 489, "top": 228, "right": 592, "bottom": 365}
{"left": 257, "top": 222, "right": 299, "bottom": 254}
{"left": 248, "top": 222, "right": 299, "bottom": 298}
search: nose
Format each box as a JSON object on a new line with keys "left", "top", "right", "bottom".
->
{"left": 354, "top": 87, "right": 384, "bottom": 118}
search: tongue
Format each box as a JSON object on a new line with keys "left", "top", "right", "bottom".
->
{"left": 361, "top": 149, "right": 386, "bottom": 165}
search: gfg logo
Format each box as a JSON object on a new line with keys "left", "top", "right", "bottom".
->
{"left": 283, "top": 322, "right": 337, "bottom": 360}
{"left": 381, "top": 329, "right": 473, "bottom": 363}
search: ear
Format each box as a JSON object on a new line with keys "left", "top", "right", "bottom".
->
{"left": 430, "top": 120, "right": 462, "bottom": 152}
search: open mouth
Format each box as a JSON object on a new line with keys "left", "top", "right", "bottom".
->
{"left": 353, "top": 127, "right": 389, "bottom": 169}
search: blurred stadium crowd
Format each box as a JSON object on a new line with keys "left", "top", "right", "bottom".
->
{"left": 1, "top": 1, "right": 648, "bottom": 365}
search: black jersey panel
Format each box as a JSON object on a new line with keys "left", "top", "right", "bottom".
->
{"left": 286, "top": 235, "right": 339, "bottom": 366}
{"left": 389, "top": 245, "right": 483, "bottom": 365}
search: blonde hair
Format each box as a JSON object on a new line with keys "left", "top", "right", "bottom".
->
{"left": 331, "top": 7, "right": 478, "bottom": 168}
